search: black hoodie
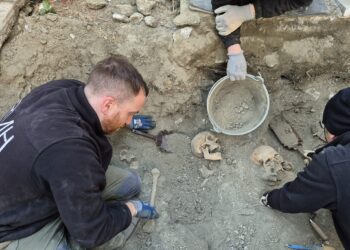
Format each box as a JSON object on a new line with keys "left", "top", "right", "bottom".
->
{"left": 0, "top": 80, "right": 132, "bottom": 248}
{"left": 267, "top": 131, "right": 350, "bottom": 249}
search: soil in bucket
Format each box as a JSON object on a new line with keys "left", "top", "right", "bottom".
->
{"left": 212, "top": 82, "right": 259, "bottom": 131}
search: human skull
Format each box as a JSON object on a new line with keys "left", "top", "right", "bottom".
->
{"left": 191, "top": 131, "right": 222, "bottom": 160}
{"left": 251, "top": 145, "right": 293, "bottom": 185}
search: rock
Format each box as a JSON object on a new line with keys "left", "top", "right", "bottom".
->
{"left": 144, "top": 16, "right": 158, "bottom": 27}
{"left": 119, "top": 149, "right": 136, "bottom": 163}
{"left": 129, "top": 160, "right": 139, "bottom": 169}
{"left": 40, "top": 39, "right": 47, "bottom": 45}
{"left": 114, "top": 4, "right": 135, "bottom": 17}
{"left": 0, "top": 0, "right": 27, "bottom": 49}
{"left": 86, "top": 0, "right": 107, "bottom": 10}
{"left": 180, "top": 27, "right": 193, "bottom": 39}
{"left": 264, "top": 52, "right": 279, "bottom": 68}
{"left": 112, "top": 13, "right": 129, "bottom": 23}
{"left": 173, "top": 0, "right": 200, "bottom": 27}
{"left": 142, "top": 220, "right": 155, "bottom": 233}
{"left": 173, "top": 13, "right": 200, "bottom": 27}
{"left": 129, "top": 12, "right": 144, "bottom": 23}
{"left": 136, "top": 0, "right": 156, "bottom": 15}
{"left": 24, "top": 6, "right": 33, "bottom": 16}
{"left": 171, "top": 29, "right": 221, "bottom": 69}
{"left": 46, "top": 13, "right": 58, "bottom": 22}
{"left": 304, "top": 87, "right": 321, "bottom": 100}
{"left": 199, "top": 165, "right": 214, "bottom": 178}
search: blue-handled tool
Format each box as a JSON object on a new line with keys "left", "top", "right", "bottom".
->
{"left": 286, "top": 244, "right": 323, "bottom": 250}
{"left": 286, "top": 245, "right": 312, "bottom": 250}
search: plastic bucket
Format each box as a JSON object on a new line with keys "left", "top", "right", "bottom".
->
{"left": 207, "top": 74, "right": 270, "bottom": 135}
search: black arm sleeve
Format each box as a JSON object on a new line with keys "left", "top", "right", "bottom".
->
{"left": 33, "top": 139, "right": 132, "bottom": 248}
{"left": 254, "top": 0, "right": 313, "bottom": 18}
{"left": 211, "top": 0, "right": 313, "bottom": 48}
{"left": 267, "top": 153, "right": 337, "bottom": 213}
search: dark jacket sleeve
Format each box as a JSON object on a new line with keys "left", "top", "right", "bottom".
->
{"left": 32, "top": 139, "right": 132, "bottom": 248}
{"left": 212, "top": 0, "right": 313, "bottom": 48}
{"left": 267, "top": 152, "right": 337, "bottom": 213}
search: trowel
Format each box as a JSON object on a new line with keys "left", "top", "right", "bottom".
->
{"left": 131, "top": 129, "right": 173, "bottom": 153}
{"left": 269, "top": 113, "right": 313, "bottom": 162}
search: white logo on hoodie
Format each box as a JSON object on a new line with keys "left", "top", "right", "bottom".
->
{"left": 0, "top": 120, "right": 14, "bottom": 152}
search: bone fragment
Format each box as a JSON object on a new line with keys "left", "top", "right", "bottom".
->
{"left": 150, "top": 168, "right": 160, "bottom": 206}
{"left": 202, "top": 147, "right": 222, "bottom": 161}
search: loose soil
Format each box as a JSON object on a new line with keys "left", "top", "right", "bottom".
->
{"left": 0, "top": 0, "right": 349, "bottom": 249}
{"left": 212, "top": 81, "right": 258, "bottom": 131}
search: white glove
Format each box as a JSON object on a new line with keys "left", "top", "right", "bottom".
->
{"left": 227, "top": 51, "right": 247, "bottom": 81}
{"left": 215, "top": 4, "right": 255, "bottom": 36}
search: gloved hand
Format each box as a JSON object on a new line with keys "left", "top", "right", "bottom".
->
{"left": 260, "top": 192, "right": 271, "bottom": 208}
{"left": 128, "top": 114, "right": 156, "bottom": 131}
{"left": 227, "top": 51, "right": 247, "bottom": 81}
{"left": 214, "top": 4, "right": 255, "bottom": 36}
{"left": 129, "top": 200, "right": 159, "bottom": 219}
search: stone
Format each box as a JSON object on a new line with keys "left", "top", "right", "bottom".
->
{"left": 144, "top": 16, "right": 158, "bottom": 28}
{"left": 119, "top": 149, "right": 136, "bottom": 163}
{"left": 112, "top": 13, "right": 129, "bottom": 23}
{"left": 171, "top": 27, "right": 221, "bottom": 69}
{"left": 114, "top": 4, "right": 135, "bottom": 17}
{"left": 129, "top": 160, "right": 139, "bottom": 169}
{"left": 86, "top": 0, "right": 107, "bottom": 10}
{"left": 180, "top": 27, "right": 192, "bottom": 39}
{"left": 129, "top": 12, "right": 144, "bottom": 23}
{"left": 173, "top": 0, "right": 200, "bottom": 27}
{"left": 0, "top": 0, "right": 26, "bottom": 49}
{"left": 46, "top": 13, "right": 58, "bottom": 22}
{"left": 24, "top": 6, "right": 33, "bottom": 16}
{"left": 199, "top": 165, "right": 214, "bottom": 178}
{"left": 264, "top": 52, "right": 279, "bottom": 68}
{"left": 136, "top": 0, "right": 156, "bottom": 15}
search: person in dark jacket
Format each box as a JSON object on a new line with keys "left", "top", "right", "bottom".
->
{"left": 260, "top": 87, "right": 350, "bottom": 249}
{"left": 0, "top": 56, "right": 159, "bottom": 249}
{"left": 212, "top": 0, "right": 313, "bottom": 81}
{"left": 212, "top": 0, "right": 312, "bottom": 81}
{"left": 190, "top": 0, "right": 314, "bottom": 80}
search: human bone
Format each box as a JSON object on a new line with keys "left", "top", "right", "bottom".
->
{"left": 251, "top": 145, "right": 293, "bottom": 185}
{"left": 191, "top": 131, "right": 222, "bottom": 160}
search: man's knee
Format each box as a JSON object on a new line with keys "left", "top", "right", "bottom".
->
{"left": 126, "top": 171, "right": 142, "bottom": 196}
{"left": 118, "top": 170, "right": 141, "bottom": 199}
{"left": 104, "top": 167, "right": 142, "bottom": 200}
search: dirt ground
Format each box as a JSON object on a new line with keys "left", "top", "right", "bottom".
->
{"left": 0, "top": 0, "right": 350, "bottom": 249}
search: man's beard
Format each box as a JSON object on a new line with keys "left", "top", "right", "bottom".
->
{"left": 102, "top": 116, "right": 123, "bottom": 134}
